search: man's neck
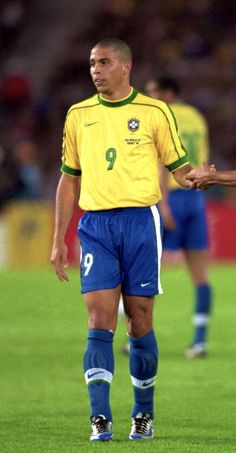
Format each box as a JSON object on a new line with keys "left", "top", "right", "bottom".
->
{"left": 100, "top": 85, "right": 132, "bottom": 101}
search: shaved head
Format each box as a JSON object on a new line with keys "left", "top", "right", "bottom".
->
{"left": 94, "top": 38, "right": 132, "bottom": 62}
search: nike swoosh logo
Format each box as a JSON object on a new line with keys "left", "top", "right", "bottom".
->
{"left": 143, "top": 379, "right": 156, "bottom": 387}
{"left": 140, "top": 282, "right": 151, "bottom": 287}
{"left": 85, "top": 121, "right": 98, "bottom": 127}
{"left": 87, "top": 371, "right": 101, "bottom": 379}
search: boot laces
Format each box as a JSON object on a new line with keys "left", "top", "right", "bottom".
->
{"left": 131, "top": 413, "right": 151, "bottom": 434}
{"left": 92, "top": 416, "right": 109, "bottom": 434}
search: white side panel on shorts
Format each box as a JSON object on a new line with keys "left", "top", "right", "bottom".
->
{"left": 150, "top": 205, "right": 163, "bottom": 294}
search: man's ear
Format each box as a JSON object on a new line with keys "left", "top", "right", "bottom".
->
{"left": 123, "top": 61, "right": 132, "bottom": 75}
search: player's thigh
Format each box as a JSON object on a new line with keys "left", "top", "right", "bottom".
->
{"left": 78, "top": 213, "right": 121, "bottom": 293}
{"left": 184, "top": 249, "right": 209, "bottom": 285}
{"left": 84, "top": 286, "right": 121, "bottom": 331}
{"left": 123, "top": 295, "right": 155, "bottom": 337}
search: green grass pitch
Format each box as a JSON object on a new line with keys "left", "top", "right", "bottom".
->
{"left": 0, "top": 264, "right": 235, "bottom": 452}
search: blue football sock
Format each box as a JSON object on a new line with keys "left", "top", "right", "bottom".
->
{"left": 129, "top": 330, "right": 158, "bottom": 418}
{"left": 193, "top": 283, "right": 212, "bottom": 346}
{"left": 84, "top": 328, "right": 114, "bottom": 421}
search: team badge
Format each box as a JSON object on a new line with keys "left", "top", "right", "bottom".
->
{"left": 128, "top": 118, "right": 140, "bottom": 132}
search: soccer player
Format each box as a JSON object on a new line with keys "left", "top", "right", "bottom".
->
{"left": 145, "top": 77, "right": 213, "bottom": 359}
{"left": 187, "top": 164, "right": 236, "bottom": 188}
{"left": 50, "top": 39, "right": 193, "bottom": 441}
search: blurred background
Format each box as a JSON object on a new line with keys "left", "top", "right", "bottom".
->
{"left": 0, "top": 0, "right": 235, "bottom": 268}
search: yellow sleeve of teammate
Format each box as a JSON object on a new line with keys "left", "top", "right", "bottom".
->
{"left": 198, "top": 117, "right": 209, "bottom": 164}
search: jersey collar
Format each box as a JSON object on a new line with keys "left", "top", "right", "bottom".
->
{"left": 98, "top": 87, "right": 138, "bottom": 107}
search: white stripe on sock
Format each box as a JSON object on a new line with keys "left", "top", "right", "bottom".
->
{"left": 193, "top": 314, "right": 210, "bottom": 326}
{"left": 85, "top": 368, "right": 113, "bottom": 384}
{"left": 131, "top": 375, "right": 156, "bottom": 389}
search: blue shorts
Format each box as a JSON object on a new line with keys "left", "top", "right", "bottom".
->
{"left": 78, "top": 206, "right": 163, "bottom": 296}
{"left": 163, "top": 189, "right": 208, "bottom": 251}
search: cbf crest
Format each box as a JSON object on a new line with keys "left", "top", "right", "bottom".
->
{"left": 128, "top": 117, "right": 140, "bottom": 132}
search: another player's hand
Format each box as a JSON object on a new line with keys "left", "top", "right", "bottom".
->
{"left": 50, "top": 241, "right": 70, "bottom": 282}
{"left": 186, "top": 163, "right": 216, "bottom": 190}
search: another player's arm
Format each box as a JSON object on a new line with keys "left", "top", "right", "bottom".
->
{"left": 50, "top": 173, "right": 80, "bottom": 281}
{"left": 210, "top": 170, "right": 236, "bottom": 187}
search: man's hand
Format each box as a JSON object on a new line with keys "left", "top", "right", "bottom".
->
{"left": 50, "top": 241, "right": 70, "bottom": 282}
{"left": 186, "top": 163, "right": 216, "bottom": 190}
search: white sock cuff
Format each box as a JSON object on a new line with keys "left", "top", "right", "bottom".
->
{"left": 131, "top": 375, "right": 156, "bottom": 389}
{"left": 193, "top": 314, "right": 210, "bottom": 326}
{"left": 85, "top": 368, "right": 113, "bottom": 384}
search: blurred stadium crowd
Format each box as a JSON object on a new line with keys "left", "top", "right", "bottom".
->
{"left": 0, "top": 0, "right": 236, "bottom": 208}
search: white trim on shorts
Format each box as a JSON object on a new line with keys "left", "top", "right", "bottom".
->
{"left": 150, "top": 205, "right": 163, "bottom": 294}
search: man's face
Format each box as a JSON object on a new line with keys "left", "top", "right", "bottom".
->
{"left": 89, "top": 46, "right": 130, "bottom": 96}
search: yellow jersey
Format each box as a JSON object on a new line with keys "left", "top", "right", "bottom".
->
{"left": 61, "top": 88, "right": 189, "bottom": 210}
{"left": 166, "top": 102, "right": 209, "bottom": 190}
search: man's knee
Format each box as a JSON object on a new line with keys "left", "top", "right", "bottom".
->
{"left": 124, "top": 296, "right": 154, "bottom": 338}
{"left": 88, "top": 310, "right": 116, "bottom": 330}
{"left": 84, "top": 290, "right": 120, "bottom": 331}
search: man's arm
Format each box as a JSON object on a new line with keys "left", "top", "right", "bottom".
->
{"left": 172, "top": 163, "right": 193, "bottom": 188}
{"left": 50, "top": 173, "right": 80, "bottom": 281}
{"left": 212, "top": 170, "right": 236, "bottom": 187}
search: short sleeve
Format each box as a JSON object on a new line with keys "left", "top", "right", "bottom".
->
{"left": 61, "top": 109, "right": 81, "bottom": 176}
